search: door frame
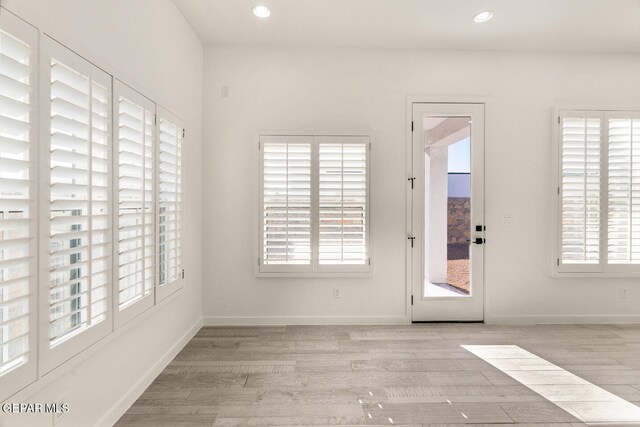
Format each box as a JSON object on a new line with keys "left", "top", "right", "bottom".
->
{"left": 405, "top": 96, "right": 489, "bottom": 322}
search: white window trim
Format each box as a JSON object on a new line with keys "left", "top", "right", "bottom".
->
{"left": 155, "top": 106, "right": 183, "bottom": 301}
{"left": 112, "top": 80, "right": 156, "bottom": 328}
{"left": 257, "top": 133, "right": 372, "bottom": 277}
{"left": 0, "top": 8, "right": 38, "bottom": 402}
{"left": 38, "top": 34, "right": 114, "bottom": 374}
{"left": 552, "top": 106, "right": 640, "bottom": 277}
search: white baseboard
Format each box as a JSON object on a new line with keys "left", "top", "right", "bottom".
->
{"left": 203, "top": 315, "right": 410, "bottom": 326}
{"left": 97, "top": 317, "right": 203, "bottom": 427}
{"left": 486, "top": 314, "right": 640, "bottom": 324}
{"left": 206, "top": 314, "right": 640, "bottom": 326}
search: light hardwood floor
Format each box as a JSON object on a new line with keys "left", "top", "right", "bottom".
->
{"left": 115, "top": 324, "right": 640, "bottom": 426}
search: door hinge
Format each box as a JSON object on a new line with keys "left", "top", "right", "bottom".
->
{"left": 411, "top": 295, "right": 414, "bottom": 305}
{"left": 154, "top": 115, "right": 157, "bottom": 125}
{"left": 408, "top": 177, "right": 415, "bottom": 189}
{"left": 408, "top": 236, "right": 415, "bottom": 248}
{"left": 411, "top": 121, "right": 414, "bottom": 132}
{"left": 558, "top": 116, "right": 561, "bottom": 124}
{"left": 182, "top": 128, "right": 186, "bottom": 138}
{"left": 368, "top": 257, "right": 371, "bottom": 265}
{"left": 182, "top": 269, "right": 185, "bottom": 279}
{"left": 557, "top": 186, "right": 560, "bottom": 195}
{"left": 369, "top": 142, "right": 372, "bottom": 151}
{"left": 557, "top": 258, "right": 560, "bottom": 266}
{"left": 258, "top": 257, "right": 260, "bottom": 266}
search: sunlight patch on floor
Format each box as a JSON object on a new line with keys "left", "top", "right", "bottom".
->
{"left": 463, "top": 344, "right": 640, "bottom": 426}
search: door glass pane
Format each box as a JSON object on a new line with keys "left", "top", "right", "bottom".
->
{"left": 423, "top": 117, "right": 471, "bottom": 297}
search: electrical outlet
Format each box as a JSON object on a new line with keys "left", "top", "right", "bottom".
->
{"left": 333, "top": 287, "right": 341, "bottom": 298}
{"left": 621, "top": 288, "right": 628, "bottom": 299}
{"left": 503, "top": 213, "right": 513, "bottom": 225}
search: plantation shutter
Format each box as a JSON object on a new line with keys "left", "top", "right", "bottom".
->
{"left": 317, "top": 136, "right": 369, "bottom": 268}
{"left": 259, "top": 135, "right": 370, "bottom": 274}
{"left": 114, "top": 80, "right": 155, "bottom": 326}
{"left": 607, "top": 114, "right": 640, "bottom": 265}
{"left": 260, "top": 136, "right": 312, "bottom": 271}
{"left": 0, "top": 11, "right": 37, "bottom": 400}
{"left": 157, "top": 107, "right": 183, "bottom": 300}
{"left": 559, "top": 113, "right": 602, "bottom": 269}
{"left": 40, "top": 36, "right": 112, "bottom": 372}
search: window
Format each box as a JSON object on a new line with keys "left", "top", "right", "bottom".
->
{"left": 607, "top": 115, "right": 640, "bottom": 266}
{"left": 262, "top": 136, "right": 313, "bottom": 269}
{"left": 317, "top": 137, "right": 368, "bottom": 268}
{"left": 260, "top": 135, "right": 370, "bottom": 274}
{"left": 39, "top": 36, "right": 113, "bottom": 373}
{"left": 0, "top": 7, "right": 189, "bottom": 397}
{"left": 557, "top": 109, "right": 640, "bottom": 274}
{"left": 114, "top": 80, "right": 156, "bottom": 326}
{"left": 0, "top": 11, "right": 37, "bottom": 401}
{"left": 156, "top": 107, "right": 183, "bottom": 300}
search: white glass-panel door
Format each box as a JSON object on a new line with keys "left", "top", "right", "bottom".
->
{"left": 411, "top": 103, "right": 485, "bottom": 321}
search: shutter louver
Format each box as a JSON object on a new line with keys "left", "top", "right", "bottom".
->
{"left": 262, "top": 140, "right": 312, "bottom": 265}
{"left": 158, "top": 114, "right": 182, "bottom": 288}
{"left": 607, "top": 117, "right": 640, "bottom": 264}
{"left": 48, "top": 57, "right": 111, "bottom": 346}
{"left": 560, "top": 116, "right": 601, "bottom": 265}
{"left": 116, "top": 93, "right": 154, "bottom": 312}
{"left": 0, "top": 27, "right": 34, "bottom": 379}
{"left": 318, "top": 139, "right": 368, "bottom": 265}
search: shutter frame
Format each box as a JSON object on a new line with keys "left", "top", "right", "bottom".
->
{"left": 113, "top": 79, "right": 156, "bottom": 327}
{"left": 38, "top": 35, "right": 113, "bottom": 374}
{"left": 604, "top": 111, "right": 640, "bottom": 272}
{"left": 258, "top": 134, "right": 371, "bottom": 275}
{"left": 260, "top": 135, "right": 313, "bottom": 273}
{"left": 0, "top": 9, "right": 38, "bottom": 401}
{"left": 558, "top": 111, "right": 603, "bottom": 273}
{"left": 556, "top": 109, "right": 640, "bottom": 275}
{"left": 155, "top": 106, "right": 183, "bottom": 301}
{"left": 315, "top": 135, "right": 370, "bottom": 273}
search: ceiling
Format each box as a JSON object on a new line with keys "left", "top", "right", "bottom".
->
{"left": 172, "top": 0, "right": 640, "bottom": 52}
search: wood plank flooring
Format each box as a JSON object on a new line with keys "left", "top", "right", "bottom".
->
{"left": 115, "top": 324, "right": 640, "bottom": 426}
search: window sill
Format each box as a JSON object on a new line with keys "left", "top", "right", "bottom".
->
{"left": 256, "top": 270, "right": 373, "bottom": 279}
{"left": 552, "top": 270, "right": 640, "bottom": 279}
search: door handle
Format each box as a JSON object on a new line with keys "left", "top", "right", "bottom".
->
{"left": 466, "top": 238, "right": 485, "bottom": 244}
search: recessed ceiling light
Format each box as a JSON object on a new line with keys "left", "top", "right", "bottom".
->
{"left": 473, "top": 10, "right": 494, "bottom": 23}
{"left": 253, "top": 5, "right": 271, "bottom": 18}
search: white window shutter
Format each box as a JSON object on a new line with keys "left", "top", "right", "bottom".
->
{"left": 113, "top": 80, "right": 155, "bottom": 326}
{"left": 607, "top": 114, "right": 640, "bottom": 265}
{"left": 0, "top": 11, "right": 38, "bottom": 400}
{"left": 156, "top": 107, "right": 183, "bottom": 300}
{"left": 260, "top": 135, "right": 313, "bottom": 271}
{"left": 559, "top": 113, "right": 602, "bottom": 270}
{"left": 259, "top": 134, "right": 370, "bottom": 274}
{"left": 317, "top": 136, "right": 369, "bottom": 268}
{"left": 40, "top": 36, "right": 113, "bottom": 373}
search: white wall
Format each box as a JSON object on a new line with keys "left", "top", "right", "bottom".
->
{"left": 1, "top": 1, "right": 203, "bottom": 426}
{"left": 202, "top": 47, "right": 640, "bottom": 325}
